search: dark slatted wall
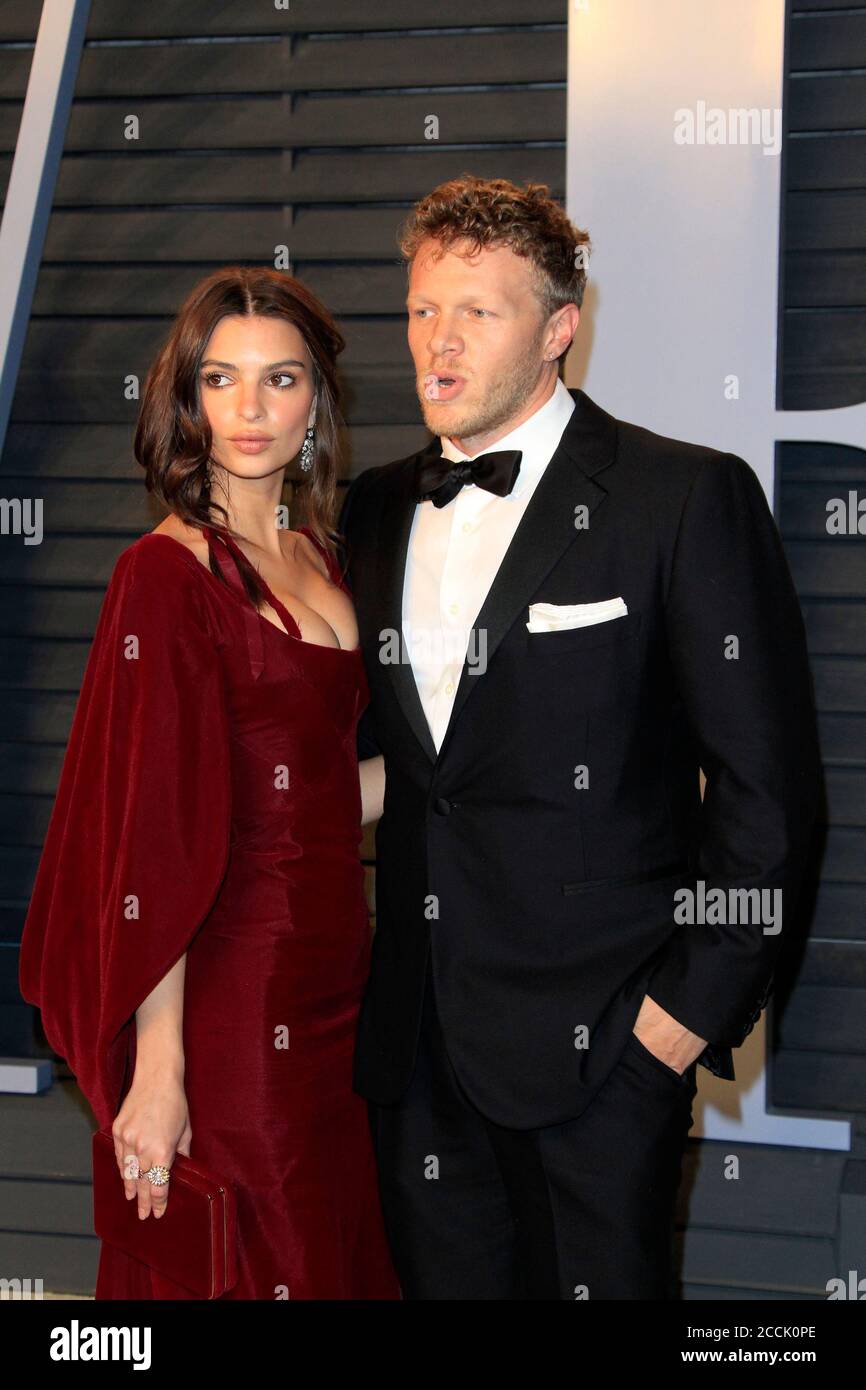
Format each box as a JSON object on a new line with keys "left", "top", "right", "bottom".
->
{"left": 774, "top": 0, "right": 866, "bottom": 1126}
{"left": 780, "top": 0, "right": 866, "bottom": 408}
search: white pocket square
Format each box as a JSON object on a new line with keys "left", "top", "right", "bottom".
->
{"left": 526, "top": 597, "right": 628, "bottom": 633}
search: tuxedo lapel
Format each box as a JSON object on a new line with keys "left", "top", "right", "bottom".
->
{"left": 374, "top": 436, "right": 441, "bottom": 764}
{"left": 373, "top": 388, "right": 618, "bottom": 768}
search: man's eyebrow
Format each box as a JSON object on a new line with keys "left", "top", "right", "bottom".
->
{"left": 405, "top": 296, "right": 498, "bottom": 307}
{"left": 200, "top": 359, "right": 306, "bottom": 370}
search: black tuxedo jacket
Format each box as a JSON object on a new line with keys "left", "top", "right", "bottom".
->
{"left": 338, "top": 387, "right": 821, "bottom": 1129}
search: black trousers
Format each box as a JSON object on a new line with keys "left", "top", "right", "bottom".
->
{"left": 367, "top": 953, "right": 698, "bottom": 1300}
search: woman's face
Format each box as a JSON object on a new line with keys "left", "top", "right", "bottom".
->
{"left": 198, "top": 314, "right": 317, "bottom": 478}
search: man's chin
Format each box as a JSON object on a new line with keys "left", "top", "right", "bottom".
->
{"left": 419, "top": 398, "right": 474, "bottom": 438}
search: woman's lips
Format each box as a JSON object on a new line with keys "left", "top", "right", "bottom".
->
{"left": 230, "top": 437, "right": 274, "bottom": 454}
{"left": 423, "top": 372, "right": 466, "bottom": 403}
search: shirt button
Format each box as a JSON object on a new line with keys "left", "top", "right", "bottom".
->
{"left": 448, "top": 602, "right": 458, "bottom": 615}
{"left": 445, "top": 682, "right": 454, "bottom": 694}
{"left": 462, "top": 522, "right": 472, "bottom": 533}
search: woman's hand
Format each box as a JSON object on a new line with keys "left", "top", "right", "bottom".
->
{"left": 116, "top": 951, "right": 189, "bottom": 1218}
{"left": 112, "top": 1078, "right": 191, "bottom": 1220}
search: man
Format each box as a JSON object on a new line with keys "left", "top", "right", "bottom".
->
{"left": 338, "top": 175, "right": 821, "bottom": 1299}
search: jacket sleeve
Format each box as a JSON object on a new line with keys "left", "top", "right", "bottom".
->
{"left": 338, "top": 471, "right": 382, "bottom": 762}
{"left": 18, "top": 540, "right": 232, "bottom": 1130}
{"left": 644, "top": 452, "right": 822, "bottom": 1048}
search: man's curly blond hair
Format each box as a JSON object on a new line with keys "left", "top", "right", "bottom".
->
{"left": 398, "top": 173, "right": 591, "bottom": 320}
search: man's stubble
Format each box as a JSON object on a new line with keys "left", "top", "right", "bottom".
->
{"left": 416, "top": 317, "right": 550, "bottom": 449}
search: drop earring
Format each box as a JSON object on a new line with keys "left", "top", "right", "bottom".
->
{"left": 299, "top": 426, "right": 314, "bottom": 472}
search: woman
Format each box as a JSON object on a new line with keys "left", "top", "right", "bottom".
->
{"left": 18, "top": 266, "right": 400, "bottom": 1300}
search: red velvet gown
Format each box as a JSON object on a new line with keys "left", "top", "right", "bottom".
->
{"left": 18, "top": 523, "right": 400, "bottom": 1300}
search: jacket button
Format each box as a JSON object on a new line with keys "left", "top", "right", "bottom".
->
{"left": 433, "top": 797, "right": 452, "bottom": 816}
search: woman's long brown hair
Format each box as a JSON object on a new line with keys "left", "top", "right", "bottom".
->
{"left": 134, "top": 265, "right": 346, "bottom": 609}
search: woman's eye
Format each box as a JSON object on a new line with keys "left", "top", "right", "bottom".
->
{"left": 201, "top": 372, "right": 295, "bottom": 388}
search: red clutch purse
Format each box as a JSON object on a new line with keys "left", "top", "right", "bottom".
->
{"left": 92, "top": 1127, "right": 238, "bottom": 1298}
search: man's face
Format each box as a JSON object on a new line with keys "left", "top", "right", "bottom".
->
{"left": 406, "top": 237, "right": 554, "bottom": 448}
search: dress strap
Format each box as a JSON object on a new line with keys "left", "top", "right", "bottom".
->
{"left": 205, "top": 525, "right": 249, "bottom": 599}
{"left": 210, "top": 527, "right": 303, "bottom": 637}
{"left": 204, "top": 526, "right": 265, "bottom": 681}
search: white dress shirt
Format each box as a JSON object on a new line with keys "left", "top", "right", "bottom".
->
{"left": 402, "top": 376, "right": 576, "bottom": 752}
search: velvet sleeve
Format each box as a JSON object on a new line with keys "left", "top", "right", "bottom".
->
{"left": 18, "top": 540, "right": 232, "bottom": 1130}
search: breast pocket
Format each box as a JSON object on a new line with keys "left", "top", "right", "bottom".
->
{"left": 525, "top": 611, "right": 642, "bottom": 712}
{"left": 526, "top": 609, "right": 641, "bottom": 657}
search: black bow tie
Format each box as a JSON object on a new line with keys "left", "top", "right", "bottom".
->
{"left": 417, "top": 449, "right": 522, "bottom": 508}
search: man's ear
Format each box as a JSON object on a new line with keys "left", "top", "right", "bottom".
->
{"left": 544, "top": 304, "right": 580, "bottom": 361}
